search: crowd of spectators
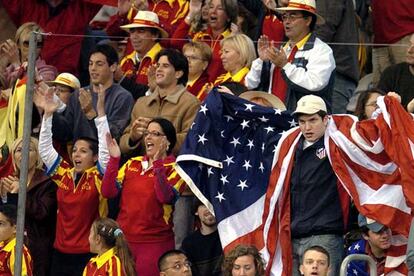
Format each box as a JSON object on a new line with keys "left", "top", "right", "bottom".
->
{"left": 0, "top": 0, "right": 413, "bottom": 275}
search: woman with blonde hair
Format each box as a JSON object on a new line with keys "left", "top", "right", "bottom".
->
{"left": 214, "top": 34, "right": 256, "bottom": 85}
{"left": 0, "top": 136, "right": 57, "bottom": 276}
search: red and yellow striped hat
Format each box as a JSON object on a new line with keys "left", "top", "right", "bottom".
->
{"left": 120, "top": 11, "right": 169, "bottom": 38}
{"left": 276, "top": 0, "right": 325, "bottom": 24}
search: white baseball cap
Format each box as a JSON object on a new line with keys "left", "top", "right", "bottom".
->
{"left": 293, "top": 95, "right": 327, "bottom": 114}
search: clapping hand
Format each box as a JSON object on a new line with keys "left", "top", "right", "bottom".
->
{"left": 79, "top": 88, "right": 97, "bottom": 120}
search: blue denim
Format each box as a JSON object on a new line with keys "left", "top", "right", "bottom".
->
{"left": 331, "top": 72, "right": 357, "bottom": 114}
{"left": 292, "top": 234, "right": 344, "bottom": 276}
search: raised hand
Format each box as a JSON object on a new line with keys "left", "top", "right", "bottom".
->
{"left": 96, "top": 84, "right": 106, "bottom": 118}
{"left": 42, "top": 86, "right": 59, "bottom": 117}
{"left": 407, "top": 98, "right": 414, "bottom": 113}
{"left": 147, "top": 64, "right": 157, "bottom": 92}
{"left": 118, "top": 0, "right": 132, "bottom": 16}
{"left": 0, "top": 39, "right": 20, "bottom": 66}
{"left": 153, "top": 136, "right": 169, "bottom": 161}
{"left": 130, "top": 117, "right": 151, "bottom": 143}
{"left": 186, "top": 0, "right": 203, "bottom": 23}
{"left": 230, "top": 23, "right": 240, "bottom": 35}
{"left": 266, "top": 44, "right": 288, "bottom": 68}
{"left": 79, "top": 88, "right": 97, "bottom": 120}
{"left": 258, "top": 35, "right": 270, "bottom": 61}
{"left": 106, "top": 133, "right": 121, "bottom": 158}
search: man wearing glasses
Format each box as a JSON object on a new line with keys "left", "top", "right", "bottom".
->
{"left": 245, "top": 0, "right": 335, "bottom": 112}
{"left": 159, "top": 250, "right": 192, "bottom": 276}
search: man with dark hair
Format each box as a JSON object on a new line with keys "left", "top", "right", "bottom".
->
{"left": 116, "top": 11, "right": 168, "bottom": 99}
{"left": 181, "top": 200, "right": 223, "bottom": 275}
{"left": 158, "top": 249, "right": 192, "bottom": 276}
{"left": 51, "top": 44, "right": 134, "bottom": 142}
{"left": 119, "top": 48, "right": 197, "bottom": 156}
{"left": 245, "top": 0, "right": 335, "bottom": 112}
{"left": 290, "top": 94, "right": 348, "bottom": 276}
{"left": 300, "top": 246, "right": 331, "bottom": 276}
{"left": 346, "top": 214, "right": 391, "bottom": 276}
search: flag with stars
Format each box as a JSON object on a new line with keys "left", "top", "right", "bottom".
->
{"left": 175, "top": 89, "right": 295, "bottom": 254}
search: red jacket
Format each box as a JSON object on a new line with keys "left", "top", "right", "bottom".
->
{"left": 2, "top": 0, "right": 101, "bottom": 75}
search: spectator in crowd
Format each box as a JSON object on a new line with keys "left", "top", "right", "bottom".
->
{"left": 290, "top": 95, "right": 348, "bottom": 276}
{"left": 377, "top": 34, "right": 414, "bottom": 109}
{"left": 116, "top": 11, "right": 168, "bottom": 99}
{"left": 171, "top": 0, "right": 238, "bottom": 82}
{"left": 353, "top": 88, "right": 385, "bottom": 120}
{"left": 214, "top": 34, "right": 256, "bottom": 86}
{"left": 183, "top": 41, "right": 211, "bottom": 100}
{"left": 0, "top": 137, "right": 57, "bottom": 276}
{"left": 38, "top": 85, "right": 110, "bottom": 276}
{"left": 181, "top": 200, "right": 223, "bottom": 275}
{"left": 1, "top": 0, "right": 103, "bottom": 76}
{"left": 0, "top": 204, "right": 33, "bottom": 276}
{"left": 0, "top": 22, "right": 57, "bottom": 151}
{"left": 346, "top": 214, "right": 391, "bottom": 276}
{"left": 47, "top": 73, "right": 81, "bottom": 105}
{"left": 103, "top": 118, "right": 186, "bottom": 276}
{"left": 106, "top": 0, "right": 187, "bottom": 45}
{"left": 407, "top": 218, "right": 414, "bottom": 275}
{"left": 239, "top": 90, "right": 286, "bottom": 110}
{"left": 119, "top": 48, "right": 199, "bottom": 156}
{"left": 245, "top": 0, "right": 335, "bottom": 112}
{"left": 314, "top": 0, "right": 359, "bottom": 114}
{"left": 299, "top": 246, "right": 330, "bottom": 276}
{"left": 52, "top": 44, "right": 134, "bottom": 143}
{"left": 84, "top": 218, "right": 136, "bottom": 276}
{"left": 370, "top": 0, "right": 414, "bottom": 86}
{"left": 222, "top": 244, "right": 265, "bottom": 276}
{"left": 158, "top": 249, "right": 193, "bottom": 276}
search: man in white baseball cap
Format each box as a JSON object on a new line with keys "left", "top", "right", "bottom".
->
{"left": 290, "top": 94, "right": 347, "bottom": 276}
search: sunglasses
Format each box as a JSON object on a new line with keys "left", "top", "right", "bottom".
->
{"left": 22, "top": 40, "right": 44, "bottom": 48}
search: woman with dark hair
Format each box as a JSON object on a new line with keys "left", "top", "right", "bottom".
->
{"left": 171, "top": 0, "right": 238, "bottom": 82}
{"left": 102, "top": 117, "right": 186, "bottom": 276}
{"left": 222, "top": 244, "right": 266, "bottom": 276}
{"left": 354, "top": 88, "right": 385, "bottom": 120}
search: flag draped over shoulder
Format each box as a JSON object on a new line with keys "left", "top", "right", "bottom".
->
{"left": 326, "top": 96, "right": 413, "bottom": 275}
{"left": 175, "top": 89, "right": 295, "bottom": 253}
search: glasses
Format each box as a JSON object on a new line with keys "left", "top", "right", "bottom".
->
{"left": 143, "top": 130, "right": 166, "bottom": 138}
{"left": 163, "top": 261, "right": 192, "bottom": 271}
{"left": 185, "top": 55, "right": 204, "bottom": 62}
{"left": 53, "top": 86, "right": 71, "bottom": 94}
{"left": 281, "top": 13, "right": 304, "bottom": 22}
{"left": 365, "top": 102, "right": 378, "bottom": 108}
{"left": 22, "top": 40, "right": 44, "bottom": 48}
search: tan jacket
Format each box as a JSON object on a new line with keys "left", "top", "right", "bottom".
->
{"left": 119, "top": 85, "right": 200, "bottom": 156}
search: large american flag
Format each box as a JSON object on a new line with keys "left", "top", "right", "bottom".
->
{"left": 175, "top": 89, "right": 294, "bottom": 252}
{"left": 176, "top": 92, "right": 413, "bottom": 275}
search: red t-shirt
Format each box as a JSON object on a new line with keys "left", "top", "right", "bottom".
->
{"left": 48, "top": 157, "right": 107, "bottom": 253}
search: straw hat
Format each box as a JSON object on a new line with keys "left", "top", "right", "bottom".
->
{"left": 276, "top": 0, "right": 325, "bottom": 24}
{"left": 120, "top": 11, "right": 169, "bottom": 38}
{"left": 47, "top": 73, "right": 80, "bottom": 90}
{"left": 239, "top": 91, "right": 286, "bottom": 110}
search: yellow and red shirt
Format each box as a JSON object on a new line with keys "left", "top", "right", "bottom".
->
{"left": 120, "top": 43, "right": 162, "bottom": 85}
{"left": 0, "top": 238, "right": 33, "bottom": 276}
{"left": 47, "top": 157, "right": 108, "bottom": 254}
{"left": 83, "top": 248, "right": 124, "bottom": 276}
{"left": 115, "top": 156, "right": 185, "bottom": 243}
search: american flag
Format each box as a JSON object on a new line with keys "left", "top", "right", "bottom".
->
{"left": 177, "top": 92, "right": 413, "bottom": 275}
{"left": 175, "top": 89, "right": 294, "bottom": 253}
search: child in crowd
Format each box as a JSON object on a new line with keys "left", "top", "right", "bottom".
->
{"left": 83, "top": 218, "right": 136, "bottom": 276}
{"left": 0, "top": 204, "right": 33, "bottom": 276}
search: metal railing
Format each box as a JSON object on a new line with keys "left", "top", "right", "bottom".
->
{"left": 340, "top": 254, "right": 377, "bottom": 276}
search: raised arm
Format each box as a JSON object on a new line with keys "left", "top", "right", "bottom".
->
{"left": 101, "top": 133, "right": 122, "bottom": 198}
{"left": 95, "top": 84, "right": 110, "bottom": 173}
